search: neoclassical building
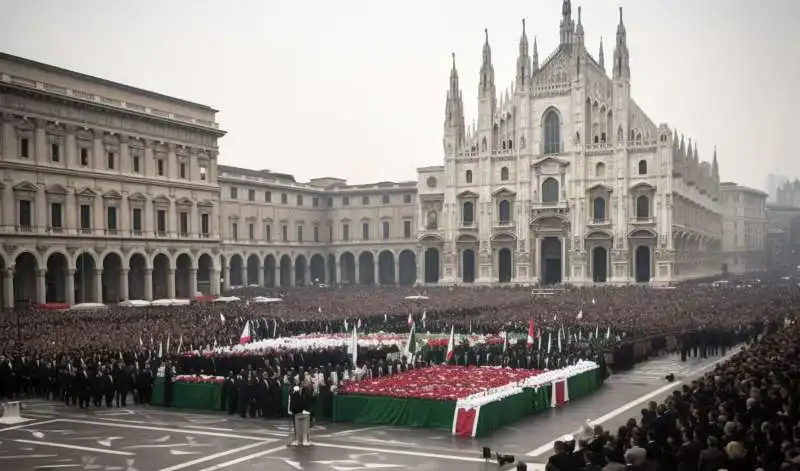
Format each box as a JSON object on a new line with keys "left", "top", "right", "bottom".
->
{"left": 416, "top": 2, "right": 723, "bottom": 285}
{"left": 719, "top": 183, "right": 767, "bottom": 274}
{"left": 0, "top": 52, "right": 419, "bottom": 308}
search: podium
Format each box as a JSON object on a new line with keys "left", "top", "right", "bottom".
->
{"left": 291, "top": 412, "right": 312, "bottom": 446}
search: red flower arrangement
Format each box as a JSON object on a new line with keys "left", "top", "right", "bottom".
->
{"left": 426, "top": 335, "right": 506, "bottom": 348}
{"left": 339, "top": 366, "right": 542, "bottom": 401}
{"left": 174, "top": 375, "right": 225, "bottom": 385}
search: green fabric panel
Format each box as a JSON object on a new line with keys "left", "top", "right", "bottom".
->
{"left": 150, "top": 378, "right": 223, "bottom": 410}
{"left": 333, "top": 394, "right": 456, "bottom": 430}
{"left": 473, "top": 389, "right": 536, "bottom": 437}
{"left": 567, "top": 369, "right": 602, "bottom": 401}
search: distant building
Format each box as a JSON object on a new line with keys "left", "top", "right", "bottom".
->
{"left": 720, "top": 183, "right": 767, "bottom": 274}
{"left": 765, "top": 204, "right": 800, "bottom": 274}
{"left": 775, "top": 179, "right": 800, "bottom": 207}
{"left": 765, "top": 173, "right": 788, "bottom": 203}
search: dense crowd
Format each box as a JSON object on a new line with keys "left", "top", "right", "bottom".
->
{"left": 547, "top": 321, "right": 800, "bottom": 471}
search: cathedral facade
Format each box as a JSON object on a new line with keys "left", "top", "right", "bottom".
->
{"left": 416, "top": 2, "right": 723, "bottom": 286}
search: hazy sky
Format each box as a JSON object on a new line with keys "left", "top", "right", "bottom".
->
{"left": 2, "top": 0, "right": 798, "bottom": 190}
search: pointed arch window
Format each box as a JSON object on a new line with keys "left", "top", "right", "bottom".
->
{"left": 593, "top": 197, "right": 606, "bottom": 222}
{"left": 636, "top": 195, "right": 650, "bottom": 219}
{"left": 500, "top": 167, "right": 509, "bottom": 181}
{"left": 462, "top": 201, "right": 474, "bottom": 226}
{"left": 498, "top": 200, "right": 511, "bottom": 225}
{"left": 543, "top": 110, "right": 561, "bottom": 154}
{"left": 541, "top": 178, "right": 559, "bottom": 204}
{"left": 638, "top": 160, "right": 647, "bottom": 175}
{"left": 595, "top": 162, "right": 606, "bottom": 177}
{"left": 465, "top": 170, "right": 473, "bottom": 184}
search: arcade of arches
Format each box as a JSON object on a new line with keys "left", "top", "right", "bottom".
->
{"left": 0, "top": 248, "right": 419, "bottom": 308}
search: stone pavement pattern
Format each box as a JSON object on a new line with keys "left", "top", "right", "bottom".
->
{"left": 0, "top": 352, "right": 727, "bottom": 471}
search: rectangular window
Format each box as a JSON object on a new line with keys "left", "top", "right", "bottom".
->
{"left": 362, "top": 196, "right": 370, "bottom": 205}
{"left": 20, "top": 138, "right": 30, "bottom": 158}
{"left": 107, "top": 152, "right": 115, "bottom": 170}
{"left": 327, "top": 197, "right": 333, "bottom": 208}
{"left": 281, "top": 193, "right": 288, "bottom": 204}
{"left": 157, "top": 159, "right": 165, "bottom": 176}
{"left": 342, "top": 224, "right": 350, "bottom": 241}
{"left": 201, "top": 213, "right": 210, "bottom": 235}
{"left": 199, "top": 166, "right": 207, "bottom": 181}
{"left": 328, "top": 225, "right": 333, "bottom": 241}
{"left": 404, "top": 220, "right": 412, "bottom": 239}
{"left": 265, "top": 191, "right": 272, "bottom": 203}
{"left": 314, "top": 225, "right": 319, "bottom": 242}
{"left": 382, "top": 194, "right": 390, "bottom": 204}
{"left": 403, "top": 194, "right": 412, "bottom": 204}
{"left": 80, "top": 147, "right": 89, "bottom": 166}
{"left": 132, "top": 208, "right": 142, "bottom": 232}
{"left": 133, "top": 155, "right": 141, "bottom": 173}
{"left": 180, "top": 212, "right": 189, "bottom": 235}
{"left": 382, "top": 221, "right": 390, "bottom": 240}
{"left": 265, "top": 224, "right": 272, "bottom": 242}
{"left": 18, "top": 200, "right": 32, "bottom": 227}
{"left": 230, "top": 187, "right": 238, "bottom": 199}
{"left": 362, "top": 222, "right": 369, "bottom": 240}
{"left": 156, "top": 210, "right": 167, "bottom": 234}
{"left": 249, "top": 223, "right": 255, "bottom": 240}
{"left": 232, "top": 222, "right": 238, "bottom": 240}
{"left": 343, "top": 196, "right": 350, "bottom": 206}
{"left": 179, "top": 162, "right": 186, "bottom": 179}
{"left": 296, "top": 195, "right": 303, "bottom": 206}
{"left": 107, "top": 206, "right": 118, "bottom": 231}
{"left": 80, "top": 204, "right": 92, "bottom": 230}
{"left": 312, "top": 197, "right": 319, "bottom": 208}
{"left": 51, "top": 143, "right": 60, "bottom": 162}
{"left": 50, "top": 203, "right": 62, "bottom": 229}
{"left": 297, "top": 225, "right": 303, "bottom": 242}
{"left": 282, "top": 224, "right": 288, "bottom": 242}
{"left": 248, "top": 189, "right": 255, "bottom": 202}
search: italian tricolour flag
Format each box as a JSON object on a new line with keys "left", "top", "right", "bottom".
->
{"left": 550, "top": 377, "right": 570, "bottom": 408}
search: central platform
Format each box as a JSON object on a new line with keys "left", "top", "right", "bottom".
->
{"left": 333, "top": 362, "right": 602, "bottom": 438}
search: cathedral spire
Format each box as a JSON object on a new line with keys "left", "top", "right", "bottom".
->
{"left": 575, "top": 6, "right": 584, "bottom": 45}
{"left": 560, "top": 0, "right": 574, "bottom": 45}
{"left": 613, "top": 6, "right": 630, "bottom": 80}
{"left": 598, "top": 37, "right": 605, "bottom": 71}
{"left": 479, "top": 28, "right": 495, "bottom": 96}
{"left": 516, "top": 19, "right": 532, "bottom": 90}
{"left": 712, "top": 146, "right": 719, "bottom": 178}
{"left": 532, "top": 36, "right": 539, "bottom": 70}
{"left": 449, "top": 52, "right": 459, "bottom": 93}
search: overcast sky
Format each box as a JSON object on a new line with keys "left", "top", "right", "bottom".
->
{"left": 1, "top": 0, "right": 798, "bottom": 190}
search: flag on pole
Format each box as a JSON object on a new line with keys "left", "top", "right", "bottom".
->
{"left": 422, "top": 311, "right": 427, "bottom": 330}
{"left": 158, "top": 341, "right": 163, "bottom": 358}
{"left": 605, "top": 326, "right": 611, "bottom": 340}
{"left": 344, "top": 319, "right": 349, "bottom": 332}
{"left": 502, "top": 331, "right": 509, "bottom": 355}
{"left": 404, "top": 322, "right": 417, "bottom": 362}
{"left": 595, "top": 325, "right": 600, "bottom": 339}
{"left": 349, "top": 326, "right": 358, "bottom": 368}
{"left": 357, "top": 318, "right": 362, "bottom": 329}
{"left": 240, "top": 320, "right": 252, "bottom": 345}
{"left": 446, "top": 326, "right": 456, "bottom": 362}
{"left": 166, "top": 334, "right": 171, "bottom": 354}
{"left": 384, "top": 313, "right": 388, "bottom": 322}
{"left": 220, "top": 313, "right": 225, "bottom": 323}
{"left": 558, "top": 328, "right": 563, "bottom": 352}
{"left": 272, "top": 318, "right": 278, "bottom": 338}
{"left": 527, "top": 319, "right": 536, "bottom": 348}
{"left": 547, "top": 331, "right": 552, "bottom": 354}
{"left": 407, "top": 313, "right": 413, "bottom": 326}
{"left": 139, "top": 337, "right": 143, "bottom": 348}
{"left": 177, "top": 335, "right": 183, "bottom": 354}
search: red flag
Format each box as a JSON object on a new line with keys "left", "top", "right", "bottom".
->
{"left": 446, "top": 326, "right": 456, "bottom": 362}
{"left": 527, "top": 319, "right": 535, "bottom": 348}
{"left": 239, "top": 320, "right": 252, "bottom": 345}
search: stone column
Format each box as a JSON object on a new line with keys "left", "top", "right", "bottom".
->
{"left": 240, "top": 266, "right": 247, "bottom": 287}
{"left": 93, "top": 194, "right": 103, "bottom": 235}
{"left": 144, "top": 268, "right": 153, "bottom": 301}
{"left": 65, "top": 188, "right": 76, "bottom": 234}
{"left": 65, "top": 125, "right": 77, "bottom": 169}
{"left": 289, "top": 263, "right": 295, "bottom": 287}
{"left": 120, "top": 195, "right": 130, "bottom": 234}
{"left": 65, "top": 268, "right": 75, "bottom": 306}
{"left": 93, "top": 269, "right": 103, "bottom": 303}
{"left": 119, "top": 136, "right": 130, "bottom": 174}
{"left": 304, "top": 263, "right": 311, "bottom": 285}
{"left": 144, "top": 197, "right": 153, "bottom": 237}
{"left": 534, "top": 237, "right": 542, "bottom": 281}
{"left": 167, "top": 269, "right": 176, "bottom": 299}
{"left": 93, "top": 130, "right": 105, "bottom": 171}
{"left": 222, "top": 266, "right": 230, "bottom": 292}
{"left": 34, "top": 119, "right": 47, "bottom": 164}
{"left": 3, "top": 268, "right": 14, "bottom": 309}
{"left": 560, "top": 236, "right": 567, "bottom": 282}
{"left": 211, "top": 202, "right": 219, "bottom": 238}
{"left": 275, "top": 265, "right": 281, "bottom": 288}
{"left": 167, "top": 143, "right": 177, "bottom": 180}
{"left": 257, "top": 264, "right": 265, "bottom": 287}
{"left": 36, "top": 269, "right": 46, "bottom": 305}
{"left": 210, "top": 268, "right": 220, "bottom": 296}
{"left": 336, "top": 262, "right": 342, "bottom": 285}
{"left": 394, "top": 258, "right": 400, "bottom": 285}
{"left": 373, "top": 258, "right": 380, "bottom": 285}
{"left": 35, "top": 188, "right": 47, "bottom": 232}
{"left": 416, "top": 247, "right": 424, "bottom": 284}
{"left": 168, "top": 198, "right": 177, "bottom": 237}
{"left": 189, "top": 268, "right": 198, "bottom": 300}
{"left": 119, "top": 268, "right": 129, "bottom": 301}
{"left": 354, "top": 261, "right": 360, "bottom": 285}
{"left": 144, "top": 139, "right": 154, "bottom": 178}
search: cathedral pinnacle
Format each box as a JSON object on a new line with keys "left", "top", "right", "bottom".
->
{"left": 599, "top": 37, "right": 605, "bottom": 70}
{"left": 532, "top": 36, "right": 539, "bottom": 69}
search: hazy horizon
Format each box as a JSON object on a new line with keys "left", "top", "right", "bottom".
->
{"left": 2, "top": 0, "right": 798, "bottom": 191}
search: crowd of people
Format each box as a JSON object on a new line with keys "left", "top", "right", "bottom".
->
{"left": 1, "top": 282, "right": 800, "bottom": 471}
{"left": 548, "top": 320, "right": 800, "bottom": 471}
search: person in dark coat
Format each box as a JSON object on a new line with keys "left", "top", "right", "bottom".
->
{"left": 101, "top": 367, "right": 115, "bottom": 407}
{"left": 288, "top": 385, "right": 305, "bottom": 437}
{"left": 236, "top": 374, "right": 249, "bottom": 418}
{"left": 222, "top": 371, "right": 237, "bottom": 414}
{"left": 163, "top": 362, "right": 174, "bottom": 407}
{"left": 75, "top": 366, "right": 90, "bottom": 409}
{"left": 136, "top": 365, "right": 153, "bottom": 404}
{"left": 91, "top": 369, "right": 103, "bottom": 407}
